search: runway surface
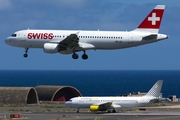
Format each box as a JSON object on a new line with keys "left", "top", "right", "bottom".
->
{"left": 0, "top": 104, "right": 180, "bottom": 120}
{"left": 0, "top": 111, "right": 180, "bottom": 120}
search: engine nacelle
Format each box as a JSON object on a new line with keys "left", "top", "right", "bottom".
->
{"left": 90, "top": 105, "right": 107, "bottom": 112}
{"left": 90, "top": 105, "right": 99, "bottom": 112}
{"left": 43, "top": 43, "right": 59, "bottom": 54}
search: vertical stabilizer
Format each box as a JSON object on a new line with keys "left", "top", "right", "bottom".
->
{"left": 134, "top": 5, "right": 165, "bottom": 33}
{"left": 145, "top": 80, "right": 163, "bottom": 98}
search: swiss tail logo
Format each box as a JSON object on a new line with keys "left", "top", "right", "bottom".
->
{"left": 135, "top": 5, "right": 165, "bottom": 33}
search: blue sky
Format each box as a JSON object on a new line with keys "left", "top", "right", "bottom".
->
{"left": 0, "top": 0, "right": 180, "bottom": 70}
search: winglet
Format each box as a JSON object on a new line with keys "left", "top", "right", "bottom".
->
{"left": 145, "top": 80, "right": 163, "bottom": 98}
{"left": 134, "top": 5, "right": 165, "bottom": 33}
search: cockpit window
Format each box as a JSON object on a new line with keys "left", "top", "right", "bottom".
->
{"left": 11, "top": 34, "right": 17, "bottom": 37}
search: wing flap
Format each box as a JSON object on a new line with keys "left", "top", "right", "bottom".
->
{"left": 111, "top": 104, "right": 121, "bottom": 109}
{"left": 78, "top": 42, "right": 95, "bottom": 50}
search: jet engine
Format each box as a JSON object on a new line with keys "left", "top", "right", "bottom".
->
{"left": 43, "top": 43, "right": 66, "bottom": 54}
{"left": 90, "top": 105, "right": 107, "bottom": 112}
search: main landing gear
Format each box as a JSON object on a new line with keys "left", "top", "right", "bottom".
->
{"left": 76, "top": 109, "right": 80, "bottom": 113}
{"left": 72, "top": 53, "right": 79, "bottom": 59}
{"left": 107, "top": 109, "right": 116, "bottom": 113}
{"left": 72, "top": 51, "right": 88, "bottom": 60}
{"left": 23, "top": 48, "right": 29, "bottom": 58}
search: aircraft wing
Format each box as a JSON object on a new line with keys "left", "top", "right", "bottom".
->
{"left": 92, "top": 101, "right": 113, "bottom": 111}
{"left": 91, "top": 101, "right": 121, "bottom": 111}
{"left": 143, "top": 34, "right": 157, "bottom": 40}
{"left": 50, "top": 32, "right": 95, "bottom": 51}
{"left": 59, "top": 34, "right": 79, "bottom": 47}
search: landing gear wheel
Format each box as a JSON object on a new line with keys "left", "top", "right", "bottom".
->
{"left": 23, "top": 54, "right": 28, "bottom": 58}
{"left": 72, "top": 53, "right": 79, "bottom": 59}
{"left": 23, "top": 48, "right": 29, "bottom": 58}
{"left": 82, "top": 54, "right": 88, "bottom": 60}
{"left": 107, "top": 110, "right": 112, "bottom": 113}
{"left": 112, "top": 109, "right": 116, "bottom": 113}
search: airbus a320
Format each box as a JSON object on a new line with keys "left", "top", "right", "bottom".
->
{"left": 5, "top": 5, "right": 168, "bottom": 60}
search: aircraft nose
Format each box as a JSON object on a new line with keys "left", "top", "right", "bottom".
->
{"left": 5, "top": 37, "right": 10, "bottom": 45}
{"left": 5, "top": 38, "right": 10, "bottom": 44}
{"left": 65, "top": 101, "right": 70, "bottom": 107}
{"left": 65, "top": 101, "right": 74, "bottom": 107}
{"left": 5, "top": 37, "right": 15, "bottom": 46}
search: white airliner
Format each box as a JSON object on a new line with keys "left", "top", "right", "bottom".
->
{"left": 5, "top": 5, "right": 167, "bottom": 60}
{"left": 65, "top": 80, "right": 165, "bottom": 113}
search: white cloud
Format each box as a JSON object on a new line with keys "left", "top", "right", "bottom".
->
{"left": 0, "top": 0, "right": 11, "bottom": 10}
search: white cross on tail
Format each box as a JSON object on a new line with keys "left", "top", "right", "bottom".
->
{"left": 148, "top": 13, "right": 160, "bottom": 25}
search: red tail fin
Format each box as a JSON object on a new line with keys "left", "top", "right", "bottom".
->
{"left": 135, "top": 5, "right": 165, "bottom": 33}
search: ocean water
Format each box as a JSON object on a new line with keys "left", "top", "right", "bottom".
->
{"left": 0, "top": 70, "right": 179, "bottom": 97}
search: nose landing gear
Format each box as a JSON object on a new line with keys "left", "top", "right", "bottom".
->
{"left": 23, "top": 48, "right": 29, "bottom": 58}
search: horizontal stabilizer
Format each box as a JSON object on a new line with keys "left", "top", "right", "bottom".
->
{"left": 143, "top": 34, "right": 157, "bottom": 40}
